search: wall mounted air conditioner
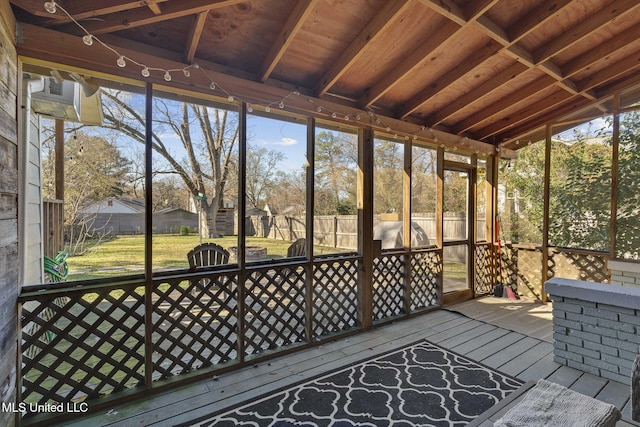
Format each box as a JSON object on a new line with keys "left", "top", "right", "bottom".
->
{"left": 31, "top": 78, "right": 81, "bottom": 122}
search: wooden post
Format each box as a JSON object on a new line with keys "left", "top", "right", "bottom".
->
{"left": 403, "top": 139, "right": 412, "bottom": 314}
{"left": 487, "top": 154, "right": 498, "bottom": 291}
{"left": 436, "top": 147, "right": 444, "bottom": 305}
{"left": 304, "top": 117, "right": 315, "bottom": 342}
{"left": 358, "top": 126, "right": 374, "bottom": 329}
{"left": 470, "top": 154, "right": 478, "bottom": 297}
{"left": 541, "top": 124, "right": 552, "bottom": 302}
{"left": 54, "top": 119, "right": 64, "bottom": 201}
{"left": 237, "top": 102, "right": 247, "bottom": 362}
{"left": 610, "top": 95, "right": 620, "bottom": 265}
{"left": 143, "top": 82, "right": 153, "bottom": 390}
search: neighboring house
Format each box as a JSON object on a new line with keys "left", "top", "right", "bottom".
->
{"left": 80, "top": 197, "right": 198, "bottom": 235}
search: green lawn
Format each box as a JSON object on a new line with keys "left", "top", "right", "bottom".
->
{"left": 67, "top": 235, "right": 297, "bottom": 280}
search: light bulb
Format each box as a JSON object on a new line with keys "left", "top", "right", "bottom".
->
{"left": 116, "top": 56, "right": 126, "bottom": 67}
{"left": 386, "top": 127, "right": 391, "bottom": 132}
{"left": 356, "top": 115, "right": 361, "bottom": 120}
{"left": 316, "top": 106, "right": 322, "bottom": 113}
{"left": 331, "top": 112, "right": 337, "bottom": 118}
{"left": 164, "top": 71, "right": 172, "bottom": 81}
{"left": 141, "top": 67, "right": 150, "bottom": 77}
{"left": 44, "top": 1, "right": 57, "bottom": 13}
{"left": 247, "top": 105, "right": 253, "bottom": 113}
{"left": 183, "top": 69, "right": 190, "bottom": 77}
{"left": 344, "top": 115, "right": 349, "bottom": 121}
{"left": 413, "top": 135, "right": 418, "bottom": 140}
{"left": 227, "top": 95, "right": 234, "bottom": 102}
{"left": 192, "top": 63, "right": 200, "bottom": 69}
{"left": 278, "top": 101, "right": 284, "bottom": 109}
{"left": 265, "top": 106, "right": 271, "bottom": 113}
{"left": 209, "top": 82, "right": 216, "bottom": 90}
{"left": 82, "top": 35, "right": 93, "bottom": 46}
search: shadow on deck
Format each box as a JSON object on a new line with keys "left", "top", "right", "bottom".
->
{"left": 59, "top": 297, "right": 633, "bottom": 426}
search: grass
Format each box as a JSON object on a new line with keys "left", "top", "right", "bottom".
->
{"left": 67, "top": 235, "right": 320, "bottom": 280}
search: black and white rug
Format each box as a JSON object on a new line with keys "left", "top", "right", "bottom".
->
{"left": 181, "top": 340, "right": 522, "bottom": 427}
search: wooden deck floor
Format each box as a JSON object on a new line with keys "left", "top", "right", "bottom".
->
{"left": 57, "top": 296, "right": 633, "bottom": 427}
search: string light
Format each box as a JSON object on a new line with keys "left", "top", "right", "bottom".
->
{"left": 42, "top": 0, "right": 496, "bottom": 156}
{"left": 43, "top": 0, "right": 56, "bottom": 13}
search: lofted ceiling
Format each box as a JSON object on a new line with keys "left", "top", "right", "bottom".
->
{"left": 9, "top": 0, "right": 640, "bottom": 151}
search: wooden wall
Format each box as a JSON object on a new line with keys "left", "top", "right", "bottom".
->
{"left": 0, "top": 1, "right": 18, "bottom": 425}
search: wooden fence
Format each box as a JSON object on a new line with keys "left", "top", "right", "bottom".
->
{"left": 42, "top": 199, "right": 64, "bottom": 257}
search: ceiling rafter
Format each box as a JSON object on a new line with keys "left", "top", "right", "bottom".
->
{"left": 184, "top": 11, "right": 208, "bottom": 64}
{"left": 55, "top": 0, "right": 245, "bottom": 35}
{"left": 146, "top": 1, "right": 162, "bottom": 15}
{"left": 452, "top": 75, "right": 557, "bottom": 134}
{"left": 475, "top": 89, "right": 575, "bottom": 139}
{"left": 259, "top": 0, "right": 318, "bottom": 83}
{"left": 561, "top": 28, "right": 640, "bottom": 78}
{"left": 313, "top": 0, "right": 413, "bottom": 96}
{"left": 506, "top": 0, "right": 574, "bottom": 43}
{"left": 357, "top": 19, "right": 460, "bottom": 108}
{"left": 422, "top": 0, "right": 594, "bottom": 103}
{"left": 11, "top": 0, "right": 170, "bottom": 23}
{"left": 533, "top": 0, "right": 640, "bottom": 64}
{"left": 356, "top": 1, "right": 500, "bottom": 112}
{"left": 426, "top": 62, "right": 528, "bottom": 126}
{"left": 398, "top": 40, "right": 503, "bottom": 118}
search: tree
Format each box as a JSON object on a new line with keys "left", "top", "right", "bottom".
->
{"left": 374, "top": 140, "right": 404, "bottom": 214}
{"left": 100, "top": 91, "right": 238, "bottom": 238}
{"left": 42, "top": 130, "right": 130, "bottom": 253}
{"left": 314, "top": 131, "right": 357, "bottom": 214}
{"left": 244, "top": 145, "right": 285, "bottom": 208}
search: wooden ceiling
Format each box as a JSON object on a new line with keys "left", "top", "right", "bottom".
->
{"left": 9, "top": 0, "right": 640, "bottom": 151}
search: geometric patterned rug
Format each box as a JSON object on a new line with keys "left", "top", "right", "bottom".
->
{"left": 178, "top": 340, "right": 523, "bottom": 427}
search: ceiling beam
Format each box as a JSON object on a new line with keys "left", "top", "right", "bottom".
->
{"left": 357, "top": 19, "right": 460, "bottom": 108}
{"left": 314, "top": 0, "right": 413, "bottom": 96}
{"left": 259, "top": 0, "right": 318, "bottom": 83}
{"left": 184, "top": 11, "right": 208, "bottom": 64}
{"left": 56, "top": 0, "right": 245, "bottom": 35}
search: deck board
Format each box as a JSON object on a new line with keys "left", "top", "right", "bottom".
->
{"left": 57, "top": 297, "right": 634, "bottom": 427}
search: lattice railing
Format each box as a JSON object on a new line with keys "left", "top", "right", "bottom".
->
{"left": 152, "top": 272, "right": 239, "bottom": 379}
{"left": 547, "top": 247, "right": 609, "bottom": 283}
{"left": 312, "top": 257, "right": 359, "bottom": 338}
{"left": 474, "top": 242, "right": 493, "bottom": 296}
{"left": 19, "top": 251, "right": 449, "bottom": 421}
{"left": 409, "top": 249, "right": 441, "bottom": 310}
{"left": 372, "top": 252, "right": 405, "bottom": 321}
{"left": 244, "top": 264, "right": 308, "bottom": 356}
{"left": 21, "top": 282, "right": 146, "bottom": 406}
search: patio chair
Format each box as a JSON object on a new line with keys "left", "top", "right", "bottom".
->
{"left": 187, "top": 243, "right": 230, "bottom": 270}
{"left": 287, "top": 238, "right": 306, "bottom": 258}
{"left": 187, "top": 243, "right": 230, "bottom": 297}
